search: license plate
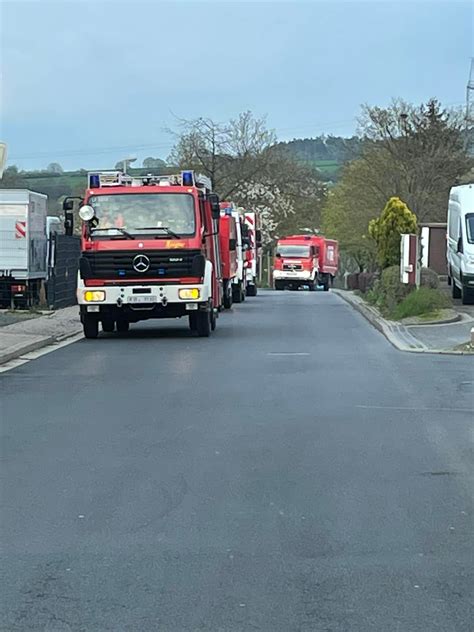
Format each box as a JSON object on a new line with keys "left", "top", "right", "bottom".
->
{"left": 128, "top": 295, "right": 157, "bottom": 304}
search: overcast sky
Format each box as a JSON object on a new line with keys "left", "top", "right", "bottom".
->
{"left": 1, "top": 0, "right": 472, "bottom": 171}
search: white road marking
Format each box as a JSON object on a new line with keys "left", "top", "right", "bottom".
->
{"left": 267, "top": 352, "right": 310, "bottom": 356}
{"left": 356, "top": 405, "right": 472, "bottom": 413}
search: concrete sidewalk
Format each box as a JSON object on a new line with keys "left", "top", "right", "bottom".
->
{"left": 335, "top": 290, "right": 474, "bottom": 354}
{"left": 0, "top": 306, "right": 82, "bottom": 365}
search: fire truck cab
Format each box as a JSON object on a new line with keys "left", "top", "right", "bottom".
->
{"left": 67, "top": 170, "right": 223, "bottom": 339}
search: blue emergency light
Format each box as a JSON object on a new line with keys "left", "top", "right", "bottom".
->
{"left": 89, "top": 173, "right": 100, "bottom": 188}
{"left": 181, "top": 171, "right": 194, "bottom": 186}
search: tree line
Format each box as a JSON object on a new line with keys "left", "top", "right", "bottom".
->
{"left": 1, "top": 98, "right": 472, "bottom": 256}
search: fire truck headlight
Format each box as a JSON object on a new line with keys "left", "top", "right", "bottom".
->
{"left": 178, "top": 288, "right": 200, "bottom": 300}
{"left": 79, "top": 205, "right": 95, "bottom": 221}
{"left": 84, "top": 290, "right": 106, "bottom": 302}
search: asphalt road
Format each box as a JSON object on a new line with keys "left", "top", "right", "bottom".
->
{"left": 1, "top": 290, "right": 473, "bottom": 632}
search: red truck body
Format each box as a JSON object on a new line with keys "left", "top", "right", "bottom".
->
{"left": 218, "top": 213, "right": 238, "bottom": 308}
{"left": 273, "top": 234, "right": 339, "bottom": 291}
{"left": 70, "top": 170, "right": 223, "bottom": 338}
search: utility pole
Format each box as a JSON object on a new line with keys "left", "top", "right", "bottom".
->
{"left": 466, "top": 58, "right": 474, "bottom": 154}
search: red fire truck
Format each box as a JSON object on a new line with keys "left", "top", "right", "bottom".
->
{"left": 218, "top": 209, "right": 239, "bottom": 308}
{"left": 64, "top": 170, "right": 223, "bottom": 338}
{"left": 220, "top": 202, "right": 246, "bottom": 303}
{"left": 242, "top": 211, "right": 261, "bottom": 296}
{"left": 273, "top": 234, "right": 338, "bottom": 291}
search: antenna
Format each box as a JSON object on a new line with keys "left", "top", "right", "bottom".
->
{"left": 466, "top": 58, "right": 474, "bottom": 154}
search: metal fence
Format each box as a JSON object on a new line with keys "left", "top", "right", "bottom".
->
{"left": 46, "top": 234, "right": 80, "bottom": 309}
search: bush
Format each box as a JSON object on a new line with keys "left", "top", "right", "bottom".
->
{"left": 420, "top": 267, "right": 439, "bottom": 289}
{"left": 391, "top": 287, "right": 450, "bottom": 320}
{"left": 366, "top": 265, "right": 411, "bottom": 313}
{"left": 358, "top": 272, "right": 378, "bottom": 293}
{"left": 368, "top": 197, "right": 418, "bottom": 269}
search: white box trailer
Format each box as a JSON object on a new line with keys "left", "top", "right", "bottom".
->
{"left": 0, "top": 189, "right": 48, "bottom": 307}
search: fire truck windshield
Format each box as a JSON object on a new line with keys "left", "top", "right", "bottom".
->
{"left": 88, "top": 193, "right": 196, "bottom": 237}
{"left": 277, "top": 245, "right": 311, "bottom": 258}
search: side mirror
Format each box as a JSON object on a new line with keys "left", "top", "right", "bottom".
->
{"left": 63, "top": 198, "right": 74, "bottom": 212}
{"left": 457, "top": 236, "right": 464, "bottom": 254}
{"left": 209, "top": 193, "right": 220, "bottom": 220}
{"left": 64, "top": 212, "right": 74, "bottom": 236}
{"left": 275, "top": 252, "right": 282, "bottom": 258}
{"left": 229, "top": 238, "right": 237, "bottom": 251}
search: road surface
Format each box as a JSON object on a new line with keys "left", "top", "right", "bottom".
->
{"left": 1, "top": 291, "right": 473, "bottom": 631}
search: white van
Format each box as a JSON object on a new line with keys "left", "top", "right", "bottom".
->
{"left": 447, "top": 184, "right": 474, "bottom": 304}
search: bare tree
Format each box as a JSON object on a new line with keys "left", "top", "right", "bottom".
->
{"left": 357, "top": 98, "right": 472, "bottom": 221}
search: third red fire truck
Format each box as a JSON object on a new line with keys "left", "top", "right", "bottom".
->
{"left": 273, "top": 234, "right": 339, "bottom": 291}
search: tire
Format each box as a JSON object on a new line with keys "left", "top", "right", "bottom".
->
{"left": 274, "top": 281, "right": 283, "bottom": 291}
{"left": 247, "top": 284, "right": 257, "bottom": 297}
{"left": 232, "top": 282, "right": 243, "bottom": 303}
{"left": 83, "top": 315, "right": 99, "bottom": 339}
{"left": 308, "top": 281, "right": 316, "bottom": 292}
{"left": 461, "top": 285, "right": 474, "bottom": 305}
{"left": 223, "top": 281, "right": 233, "bottom": 309}
{"left": 196, "top": 309, "right": 210, "bottom": 337}
{"left": 447, "top": 275, "right": 452, "bottom": 286}
{"left": 189, "top": 313, "right": 198, "bottom": 331}
{"left": 210, "top": 307, "right": 217, "bottom": 331}
{"left": 452, "top": 280, "right": 462, "bottom": 299}
{"left": 323, "top": 282, "right": 330, "bottom": 292}
{"left": 102, "top": 319, "right": 115, "bottom": 333}
{"left": 116, "top": 319, "right": 130, "bottom": 333}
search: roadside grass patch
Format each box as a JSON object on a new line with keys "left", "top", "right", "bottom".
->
{"left": 390, "top": 287, "right": 450, "bottom": 320}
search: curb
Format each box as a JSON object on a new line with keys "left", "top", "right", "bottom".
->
{"left": 0, "top": 328, "right": 83, "bottom": 366}
{"left": 333, "top": 290, "right": 471, "bottom": 355}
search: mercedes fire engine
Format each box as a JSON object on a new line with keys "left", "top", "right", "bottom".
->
{"left": 273, "top": 234, "right": 339, "bottom": 291}
{"left": 64, "top": 170, "right": 223, "bottom": 338}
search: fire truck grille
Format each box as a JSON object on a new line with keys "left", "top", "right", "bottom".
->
{"left": 283, "top": 263, "right": 303, "bottom": 271}
{"left": 81, "top": 250, "right": 202, "bottom": 280}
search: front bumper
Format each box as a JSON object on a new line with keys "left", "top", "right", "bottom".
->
{"left": 273, "top": 270, "right": 312, "bottom": 281}
{"left": 461, "top": 273, "right": 474, "bottom": 288}
{"left": 77, "top": 281, "right": 210, "bottom": 306}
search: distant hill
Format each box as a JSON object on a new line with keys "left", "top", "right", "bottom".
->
{"left": 277, "top": 135, "right": 364, "bottom": 182}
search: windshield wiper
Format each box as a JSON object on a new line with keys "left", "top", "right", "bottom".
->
{"left": 91, "top": 227, "right": 135, "bottom": 239}
{"left": 136, "top": 227, "right": 181, "bottom": 239}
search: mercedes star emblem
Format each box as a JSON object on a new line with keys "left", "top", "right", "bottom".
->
{"left": 133, "top": 254, "right": 150, "bottom": 273}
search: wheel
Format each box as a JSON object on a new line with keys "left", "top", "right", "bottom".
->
{"left": 274, "top": 281, "right": 283, "bottom": 291}
{"left": 83, "top": 315, "right": 99, "bottom": 339}
{"left": 232, "top": 282, "right": 243, "bottom": 303}
{"left": 210, "top": 306, "right": 217, "bottom": 331}
{"left": 247, "top": 284, "right": 257, "bottom": 297}
{"left": 461, "top": 285, "right": 474, "bottom": 305}
{"left": 189, "top": 313, "right": 198, "bottom": 331}
{"left": 308, "top": 281, "right": 316, "bottom": 292}
{"left": 223, "top": 281, "right": 233, "bottom": 309}
{"left": 447, "top": 275, "right": 452, "bottom": 286}
{"left": 323, "top": 282, "right": 330, "bottom": 292}
{"left": 452, "top": 280, "right": 462, "bottom": 299}
{"left": 196, "top": 309, "right": 210, "bottom": 337}
{"left": 116, "top": 319, "right": 130, "bottom": 333}
{"left": 102, "top": 319, "right": 115, "bottom": 333}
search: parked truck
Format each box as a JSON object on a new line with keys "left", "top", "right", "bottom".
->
{"left": 273, "top": 234, "right": 339, "bottom": 291}
{"left": 220, "top": 202, "right": 246, "bottom": 303}
{"left": 218, "top": 207, "right": 239, "bottom": 309}
{"left": 66, "top": 170, "right": 223, "bottom": 338}
{"left": 0, "top": 189, "right": 48, "bottom": 307}
{"left": 243, "top": 211, "right": 261, "bottom": 296}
